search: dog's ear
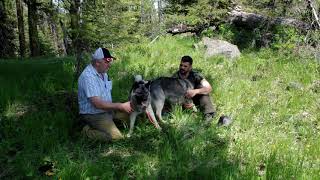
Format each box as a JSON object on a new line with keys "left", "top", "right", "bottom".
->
{"left": 144, "top": 80, "right": 151, "bottom": 88}
{"left": 134, "top": 75, "right": 143, "bottom": 82}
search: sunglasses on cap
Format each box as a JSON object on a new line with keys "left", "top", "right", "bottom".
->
{"left": 103, "top": 57, "right": 113, "bottom": 63}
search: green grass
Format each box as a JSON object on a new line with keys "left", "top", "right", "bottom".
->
{"left": 0, "top": 35, "right": 319, "bottom": 179}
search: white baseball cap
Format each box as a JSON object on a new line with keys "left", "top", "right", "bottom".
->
{"left": 92, "top": 47, "right": 116, "bottom": 60}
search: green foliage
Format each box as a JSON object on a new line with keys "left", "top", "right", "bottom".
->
{"left": 238, "top": 0, "right": 306, "bottom": 17}
{"left": 38, "top": 30, "right": 58, "bottom": 56}
{"left": 208, "top": 23, "right": 263, "bottom": 50}
{"left": 75, "top": 0, "right": 156, "bottom": 51}
{"left": 271, "top": 26, "right": 303, "bottom": 51}
{"left": 165, "top": 0, "right": 320, "bottom": 51}
{"left": 2, "top": 0, "right": 320, "bottom": 59}
{"left": 303, "top": 30, "right": 320, "bottom": 47}
{"left": 204, "top": 22, "right": 313, "bottom": 52}
{"left": 200, "top": 28, "right": 215, "bottom": 37}
{"left": 216, "top": 24, "right": 235, "bottom": 41}
{"left": 164, "top": 0, "right": 231, "bottom": 26}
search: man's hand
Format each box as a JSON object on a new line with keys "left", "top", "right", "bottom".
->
{"left": 185, "top": 89, "right": 198, "bottom": 98}
{"left": 119, "top": 101, "right": 133, "bottom": 114}
{"left": 183, "top": 103, "right": 194, "bottom": 109}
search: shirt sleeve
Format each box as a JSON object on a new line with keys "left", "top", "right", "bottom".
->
{"left": 193, "top": 71, "right": 204, "bottom": 84}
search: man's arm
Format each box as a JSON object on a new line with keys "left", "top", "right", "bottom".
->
{"left": 185, "top": 79, "right": 212, "bottom": 98}
{"left": 90, "top": 97, "right": 132, "bottom": 114}
{"left": 197, "top": 79, "right": 212, "bottom": 94}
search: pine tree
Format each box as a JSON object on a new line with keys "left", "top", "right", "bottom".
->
{"left": 0, "top": 0, "right": 16, "bottom": 58}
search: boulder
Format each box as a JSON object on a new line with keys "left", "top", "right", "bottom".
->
{"left": 198, "top": 37, "right": 241, "bottom": 59}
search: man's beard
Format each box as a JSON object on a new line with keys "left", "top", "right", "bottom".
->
{"left": 179, "top": 69, "right": 187, "bottom": 75}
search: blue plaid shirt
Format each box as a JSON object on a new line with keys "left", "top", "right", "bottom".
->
{"left": 78, "top": 64, "right": 112, "bottom": 114}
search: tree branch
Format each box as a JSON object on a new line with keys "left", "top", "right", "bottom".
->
{"left": 306, "top": 0, "right": 320, "bottom": 29}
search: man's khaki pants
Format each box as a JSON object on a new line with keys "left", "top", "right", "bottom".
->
{"left": 80, "top": 111, "right": 129, "bottom": 142}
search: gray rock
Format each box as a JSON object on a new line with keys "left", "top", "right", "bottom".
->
{"left": 218, "top": 115, "right": 232, "bottom": 126}
{"left": 286, "top": 81, "right": 303, "bottom": 91}
{"left": 198, "top": 37, "right": 241, "bottom": 60}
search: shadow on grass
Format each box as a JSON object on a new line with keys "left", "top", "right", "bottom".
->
{"left": 0, "top": 58, "right": 76, "bottom": 178}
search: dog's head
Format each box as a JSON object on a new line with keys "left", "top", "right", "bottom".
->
{"left": 130, "top": 75, "right": 151, "bottom": 112}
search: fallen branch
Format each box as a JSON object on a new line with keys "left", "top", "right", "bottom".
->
{"left": 306, "top": 0, "right": 320, "bottom": 29}
{"left": 228, "top": 9, "right": 311, "bottom": 31}
{"left": 167, "top": 8, "right": 312, "bottom": 35}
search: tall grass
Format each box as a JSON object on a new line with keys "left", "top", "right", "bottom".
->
{"left": 0, "top": 36, "right": 319, "bottom": 179}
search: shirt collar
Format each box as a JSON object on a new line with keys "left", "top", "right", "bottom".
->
{"left": 88, "top": 64, "right": 102, "bottom": 76}
{"left": 88, "top": 64, "right": 109, "bottom": 80}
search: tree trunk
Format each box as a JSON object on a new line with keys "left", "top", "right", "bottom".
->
{"left": 55, "top": 0, "right": 67, "bottom": 55}
{"left": 47, "top": 0, "right": 66, "bottom": 56}
{"left": 158, "top": 0, "right": 162, "bottom": 23}
{"left": 0, "top": 0, "right": 16, "bottom": 58}
{"left": 60, "top": 20, "right": 69, "bottom": 55}
{"left": 69, "top": 0, "right": 84, "bottom": 90}
{"left": 27, "top": 0, "right": 40, "bottom": 57}
{"left": 16, "top": 0, "right": 26, "bottom": 58}
{"left": 50, "top": 22, "right": 58, "bottom": 54}
{"left": 69, "top": 0, "right": 81, "bottom": 55}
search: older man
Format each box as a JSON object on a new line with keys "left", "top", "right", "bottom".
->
{"left": 78, "top": 47, "right": 132, "bottom": 142}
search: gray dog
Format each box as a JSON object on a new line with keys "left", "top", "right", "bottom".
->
{"left": 128, "top": 75, "right": 195, "bottom": 136}
{"left": 128, "top": 75, "right": 161, "bottom": 137}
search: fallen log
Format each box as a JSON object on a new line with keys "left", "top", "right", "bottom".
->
{"left": 228, "top": 9, "right": 311, "bottom": 31}
{"left": 167, "top": 9, "right": 312, "bottom": 35}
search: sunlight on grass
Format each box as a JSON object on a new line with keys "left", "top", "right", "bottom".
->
{"left": 4, "top": 101, "right": 32, "bottom": 119}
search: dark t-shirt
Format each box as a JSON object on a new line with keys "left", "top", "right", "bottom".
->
{"left": 172, "top": 70, "right": 204, "bottom": 89}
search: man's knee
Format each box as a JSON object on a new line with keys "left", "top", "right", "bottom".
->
{"left": 81, "top": 125, "right": 112, "bottom": 142}
{"left": 103, "top": 120, "right": 124, "bottom": 140}
{"left": 193, "top": 94, "right": 215, "bottom": 114}
{"left": 80, "top": 113, "right": 124, "bottom": 141}
{"left": 113, "top": 110, "right": 130, "bottom": 127}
